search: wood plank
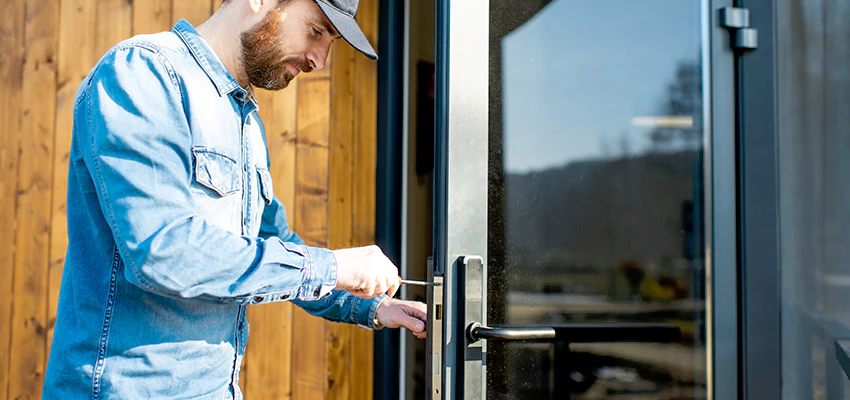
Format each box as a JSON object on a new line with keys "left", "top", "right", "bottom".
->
{"left": 58, "top": 0, "right": 97, "bottom": 85}
{"left": 132, "top": 0, "right": 172, "bottom": 35}
{"left": 47, "top": 0, "right": 97, "bottom": 358}
{"left": 351, "top": 0, "right": 379, "bottom": 397}
{"left": 243, "top": 78, "right": 300, "bottom": 400}
{"left": 328, "top": 33, "right": 356, "bottom": 254}
{"left": 296, "top": 77, "right": 332, "bottom": 148}
{"left": 244, "top": 301, "right": 294, "bottom": 400}
{"left": 8, "top": 0, "right": 60, "bottom": 397}
{"left": 268, "top": 77, "right": 299, "bottom": 229}
{"left": 94, "top": 0, "right": 132, "bottom": 59}
{"left": 325, "top": 322, "right": 351, "bottom": 400}
{"left": 0, "top": 0, "right": 26, "bottom": 396}
{"left": 294, "top": 146, "right": 329, "bottom": 247}
{"left": 351, "top": 0, "right": 378, "bottom": 248}
{"left": 294, "top": 78, "right": 330, "bottom": 245}
{"left": 292, "top": 307, "right": 326, "bottom": 400}
{"left": 350, "top": 327, "right": 374, "bottom": 400}
{"left": 172, "top": 0, "right": 214, "bottom": 28}
{"left": 291, "top": 179, "right": 327, "bottom": 400}
{"left": 326, "top": 32, "right": 357, "bottom": 400}
{"left": 292, "top": 75, "right": 331, "bottom": 400}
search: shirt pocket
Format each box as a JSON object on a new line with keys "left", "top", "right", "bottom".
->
{"left": 192, "top": 147, "right": 240, "bottom": 196}
{"left": 191, "top": 146, "right": 242, "bottom": 233}
{"left": 256, "top": 167, "right": 274, "bottom": 205}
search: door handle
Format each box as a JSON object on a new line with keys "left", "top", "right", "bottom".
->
{"left": 466, "top": 322, "right": 681, "bottom": 344}
{"left": 466, "top": 322, "right": 555, "bottom": 342}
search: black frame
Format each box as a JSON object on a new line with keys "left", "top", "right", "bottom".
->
{"left": 374, "top": 0, "right": 405, "bottom": 398}
{"left": 735, "top": 0, "right": 781, "bottom": 398}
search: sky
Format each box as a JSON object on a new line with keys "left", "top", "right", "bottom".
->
{"left": 501, "top": 0, "right": 703, "bottom": 174}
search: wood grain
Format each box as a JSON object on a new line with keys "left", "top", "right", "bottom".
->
{"left": 133, "top": 0, "right": 172, "bottom": 34}
{"left": 351, "top": 0, "right": 379, "bottom": 398}
{"left": 94, "top": 0, "right": 132, "bottom": 60}
{"left": 296, "top": 77, "right": 332, "bottom": 148}
{"left": 292, "top": 76, "right": 331, "bottom": 400}
{"left": 0, "top": 0, "right": 26, "bottom": 396}
{"left": 8, "top": 0, "right": 60, "bottom": 396}
{"left": 172, "top": 0, "right": 214, "bottom": 28}
{"left": 327, "top": 40, "right": 357, "bottom": 400}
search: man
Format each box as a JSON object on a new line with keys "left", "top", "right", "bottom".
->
{"left": 42, "top": 0, "right": 426, "bottom": 398}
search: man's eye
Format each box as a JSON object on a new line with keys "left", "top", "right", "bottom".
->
{"left": 312, "top": 27, "right": 321, "bottom": 37}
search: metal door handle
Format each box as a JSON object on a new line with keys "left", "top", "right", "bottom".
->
{"left": 466, "top": 322, "right": 681, "bottom": 344}
{"left": 466, "top": 322, "right": 556, "bottom": 343}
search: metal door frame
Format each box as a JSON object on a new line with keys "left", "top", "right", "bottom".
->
{"left": 428, "top": 0, "right": 743, "bottom": 398}
{"left": 431, "top": 0, "right": 489, "bottom": 398}
{"left": 734, "top": 0, "right": 781, "bottom": 398}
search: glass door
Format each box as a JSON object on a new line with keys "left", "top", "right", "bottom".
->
{"left": 427, "top": 0, "right": 740, "bottom": 399}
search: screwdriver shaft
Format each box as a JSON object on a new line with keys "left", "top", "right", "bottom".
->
{"left": 400, "top": 279, "right": 440, "bottom": 287}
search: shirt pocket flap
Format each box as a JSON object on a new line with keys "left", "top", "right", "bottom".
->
{"left": 192, "top": 147, "right": 240, "bottom": 196}
{"left": 257, "top": 168, "right": 274, "bottom": 205}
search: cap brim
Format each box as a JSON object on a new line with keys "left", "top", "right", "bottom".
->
{"left": 314, "top": 0, "right": 378, "bottom": 60}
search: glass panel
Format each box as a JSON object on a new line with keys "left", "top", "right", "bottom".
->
{"left": 777, "top": 0, "right": 850, "bottom": 398}
{"left": 487, "top": 0, "right": 707, "bottom": 398}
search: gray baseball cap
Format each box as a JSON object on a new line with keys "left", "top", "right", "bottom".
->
{"left": 313, "top": 0, "right": 378, "bottom": 60}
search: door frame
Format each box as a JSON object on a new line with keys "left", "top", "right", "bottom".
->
{"left": 710, "top": 0, "right": 741, "bottom": 398}
{"left": 735, "top": 0, "right": 781, "bottom": 399}
{"left": 431, "top": 0, "right": 490, "bottom": 398}
{"left": 425, "top": 0, "right": 758, "bottom": 398}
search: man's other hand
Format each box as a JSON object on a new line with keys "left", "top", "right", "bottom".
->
{"left": 375, "top": 298, "right": 427, "bottom": 339}
{"left": 332, "top": 245, "right": 402, "bottom": 299}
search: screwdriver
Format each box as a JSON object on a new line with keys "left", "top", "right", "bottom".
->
{"left": 400, "top": 279, "right": 441, "bottom": 287}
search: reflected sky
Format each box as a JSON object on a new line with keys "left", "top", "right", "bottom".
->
{"left": 502, "top": 0, "right": 702, "bottom": 173}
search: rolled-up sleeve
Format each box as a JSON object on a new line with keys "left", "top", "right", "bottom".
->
{"left": 259, "top": 195, "right": 384, "bottom": 328}
{"left": 77, "top": 44, "right": 336, "bottom": 304}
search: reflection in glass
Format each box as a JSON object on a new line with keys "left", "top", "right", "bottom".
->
{"left": 777, "top": 0, "right": 850, "bottom": 398}
{"left": 487, "top": 0, "right": 707, "bottom": 398}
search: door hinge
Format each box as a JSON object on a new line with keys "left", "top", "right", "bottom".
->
{"left": 719, "top": 7, "right": 758, "bottom": 52}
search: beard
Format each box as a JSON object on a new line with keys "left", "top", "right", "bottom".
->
{"left": 240, "top": 8, "right": 312, "bottom": 91}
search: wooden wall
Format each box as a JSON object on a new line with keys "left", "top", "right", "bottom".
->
{"left": 0, "top": 0, "right": 379, "bottom": 398}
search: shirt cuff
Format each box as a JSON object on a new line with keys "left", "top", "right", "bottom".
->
{"left": 290, "top": 242, "right": 338, "bottom": 301}
{"left": 356, "top": 294, "right": 388, "bottom": 330}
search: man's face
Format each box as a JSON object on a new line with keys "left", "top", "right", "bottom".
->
{"left": 241, "top": 0, "right": 339, "bottom": 90}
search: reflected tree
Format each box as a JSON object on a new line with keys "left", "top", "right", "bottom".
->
{"left": 648, "top": 61, "right": 703, "bottom": 153}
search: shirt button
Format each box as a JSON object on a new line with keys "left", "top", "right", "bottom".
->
{"left": 254, "top": 296, "right": 264, "bottom": 303}
{"left": 243, "top": 218, "right": 248, "bottom": 226}
{"left": 282, "top": 294, "right": 290, "bottom": 300}
{"left": 313, "top": 288, "right": 321, "bottom": 297}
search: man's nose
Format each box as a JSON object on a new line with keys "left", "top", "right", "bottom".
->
{"left": 307, "top": 48, "right": 328, "bottom": 71}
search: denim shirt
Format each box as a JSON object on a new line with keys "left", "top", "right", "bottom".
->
{"left": 42, "top": 20, "right": 385, "bottom": 400}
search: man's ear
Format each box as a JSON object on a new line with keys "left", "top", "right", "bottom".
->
{"left": 247, "top": 0, "right": 268, "bottom": 14}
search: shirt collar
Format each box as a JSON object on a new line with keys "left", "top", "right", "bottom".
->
{"left": 172, "top": 19, "right": 242, "bottom": 97}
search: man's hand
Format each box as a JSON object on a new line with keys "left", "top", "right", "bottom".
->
{"left": 375, "top": 298, "right": 427, "bottom": 339}
{"left": 332, "top": 245, "right": 401, "bottom": 299}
